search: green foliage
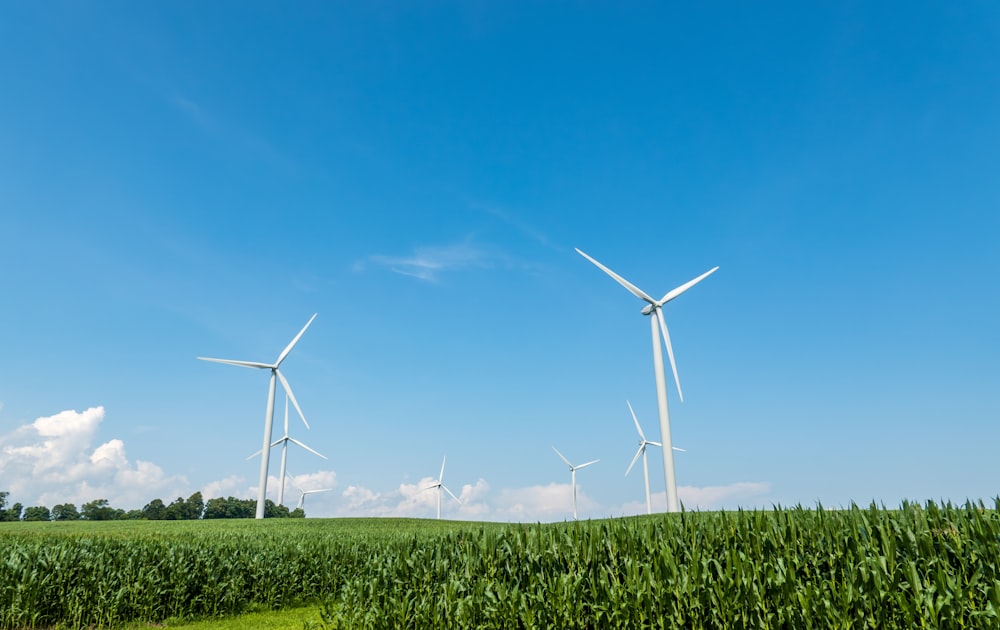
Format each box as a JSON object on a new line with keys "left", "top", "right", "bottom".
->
{"left": 0, "top": 503, "right": 21, "bottom": 522}
{"left": 142, "top": 498, "right": 167, "bottom": 520}
{"left": 82, "top": 498, "right": 125, "bottom": 521}
{"left": 312, "top": 501, "right": 1000, "bottom": 629}
{"left": 51, "top": 503, "right": 80, "bottom": 521}
{"left": 21, "top": 506, "right": 51, "bottom": 522}
{"left": 1, "top": 502, "right": 999, "bottom": 629}
{"left": 0, "top": 494, "right": 21, "bottom": 522}
{"left": 203, "top": 496, "right": 258, "bottom": 519}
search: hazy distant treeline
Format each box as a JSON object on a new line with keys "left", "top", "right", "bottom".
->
{"left": 0, "top": 490, "right": 305, "bottom": 521}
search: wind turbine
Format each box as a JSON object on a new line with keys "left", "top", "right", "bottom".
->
{"left": 424, "top": 456, "right": 461, "bottom": 520}
{"left": 198, "top": 313, "right": 317, "bottom": 519}
{"left": 552, "top": 447, "right": 599, "bottom": 521}
{"left": 577, "top": 248, "right": 716, "bottom": 513}
{"left": 624, "top": 400, "right": 686, "bottom": 515}
{"left": 248, "top": 395, "right": 327, "bottom": 506}
{"left": 289, "top": 474, "right": 333, "bottom": 511}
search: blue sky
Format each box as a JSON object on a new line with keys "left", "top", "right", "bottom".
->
{"left": 1, "top": 2, "right": 998, "bottom": 520}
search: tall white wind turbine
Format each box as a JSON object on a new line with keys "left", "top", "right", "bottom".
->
{"left": 552, "top": 447, "right": 599, "bottom": 521}
{"left": 199, "top": 313, "right": 317, "bottom": 519}
{"left": 248, "top": 395, "right": 327, "bottom": 506}
{"left": 577, "top": 248, "right": 716, "bottom": 513}
{"left": 624, "top": 400, "right": 686, "bottom": 515}
{"left": 424, "top": 456, "right": 461, "bottom": 520}
{"left": 289, "top": 475, "right": 333, "bottom": 511}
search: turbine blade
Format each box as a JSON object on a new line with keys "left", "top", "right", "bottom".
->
{"left": 673, "top": 447, "right": 687, "bottom": 452}
{"left": 658, "top": 267, "right": 719, "bottom": 305}
{"left": 577, "top": 459, "right": 600, "bottom": 470}
{"left": 627, "top": 400, "right": 646, "bottom": 441}
{"left": 648, "top": 440, "right": 663, "bottom": 448}
{"left": 552, "top": 446, "right": 572, "bottom": 468}
{"left": 625, "top": 446, "right": 644, "bottom": 477}
{"left": 246, "top": 449, "right": 263, "bottom": 460}
{"left": 197, "top": 357, "right": 271, "bottom": 369}
{"left": 275, "top": 313, "right": 317, "bottom": 366}
{"left": 443, "top": 485, "right": 462, "bottom": 503}
{"left": 656, "top": 309, "right": 684, "bottom": 402}
{"left": 575, "top": 248, "right": 656, "bottom": 304}
{"left": 288, "top": 437, "right": 328, "bottom": 460}
{"left": 277, "top": 370, "right": 309, "bottom": 429}
{"left": 439, "top": 456, "right": 447, "bottom": 483}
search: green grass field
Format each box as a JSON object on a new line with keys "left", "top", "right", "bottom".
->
{"left": 3, "top": 502, "right": 1000, "bottom": 628}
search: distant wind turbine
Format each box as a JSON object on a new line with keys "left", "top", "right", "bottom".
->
{"left": 424, "top": 456, "right": 461, "bottom": 520}
{"left": 624, "top": 400, "right": 685, "bottom": 515}
{"left": 289, "top": 474, "right": 332, "bottom": 511}
{"left": 577, "top": 248, "right": 716, "bottom": 513}
{"left": 552, "top": 447, "right": 599, "bottom": 521}
{"left": 199, "top": 313, "right": 317, "bottom": 519}
{"left": 248, "top": 395, "right": 327, "bottom": 506}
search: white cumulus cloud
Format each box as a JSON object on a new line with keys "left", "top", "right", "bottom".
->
{"left": 0, "top": 407, "right": 188, "bottom": 509}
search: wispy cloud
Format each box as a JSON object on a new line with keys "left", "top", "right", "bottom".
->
{"left": 476, "top": 203, "right": 559, "bottom": 251}
{"left": 169, "top": 92, "right": 295, "bottom": 172}
{"left": 356, "top": 240, "right": 494, "bottom": 282}
{"left": 171, "top": 94, "right": 209, "bottom": 128}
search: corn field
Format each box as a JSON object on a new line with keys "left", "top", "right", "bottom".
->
{"left": 2, "top": 501, "right": 999, "bottom": 629}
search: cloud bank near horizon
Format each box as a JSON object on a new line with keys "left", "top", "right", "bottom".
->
{"left": 0, "top": 407, "right": 771, "bottom": 520}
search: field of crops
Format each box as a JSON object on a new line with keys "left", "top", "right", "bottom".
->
{"left": 2, "top": 501, "right": 999, "bottom": 629}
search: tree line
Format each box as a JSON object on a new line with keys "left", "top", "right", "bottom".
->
{"left": 0, "top": 491, "right": 305, "bottom": 521}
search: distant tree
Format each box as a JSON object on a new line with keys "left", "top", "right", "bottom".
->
{"left": 22, "top": 506, "right": 51, "bottom": 521}
{"left": 289, "top": 507, "right": 305, "bottom": 519}
{"left": 203, "top": 496, "right": 256, "bottom": 519}
{"left": 124, "top": 509, "right": 144, "bottom": 520}
{"left": 201, "top": 497, "right": 229, "bottom": 519}
{"left": 184, "top": 492, "right": 204, "bottom": 520}
{"left": 81, "top": 499, "right": 118, "bottom": 521}
{"left": 264, "top": 500, "right": 290, "bottom": 518}
{"left": 142, "top": 498, "right": 167, "bottom": 520}
{"left": 163, "top": 497, "right": 184, "bottom": 520}
{"left": 0, "top": 491, "right": 7, "bottom": 511}
{"left": 1, "top": 502, "right": 23, "bottom": 522}
{"left": 51, "top": 503, "right": 80, "bottom": 521}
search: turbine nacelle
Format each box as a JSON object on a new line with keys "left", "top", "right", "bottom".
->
{"left": 640, "top": 304, "right": 656, "bottom": 316}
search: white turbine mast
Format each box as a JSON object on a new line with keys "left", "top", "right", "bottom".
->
{"left": 577, "top": 248, "right": 716, "bottom": 513}
{"left": 247, "top": 394, "right": 327, "bottom": 506}
{"left": 552, "top": 446, "right": 599, "bottom": 521}
{"left": 423, "top": 455, "right": 462, "bottom": 520}
{"left": 288, "top": 474, "right": 333, "bottom": 511}
{"left": 624, "top": 400, "right": 685, "bottom": 515}
{"left": 198, "top": 313, "right": 317, "bottom": 519}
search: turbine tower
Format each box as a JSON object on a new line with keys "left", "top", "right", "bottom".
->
{"left": 289, "top": 474, "right": 333, "bottom": 511}
{"left": 424, "top": 456, "right": 461, "bottom": 520}
{"left": 199, "top": 313, "right": 317, "bottom": 519}
{"left": 577, "top": 248, "right": 716, "bottom": 513}
{"left": 625, "top": 400, "right": 685, "bottom": 515}
{"left": 552, "top": 447, "right": 599, "bottom": 521}
{"left": 248, "top": 395, "right": 327, "bottom": 506}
